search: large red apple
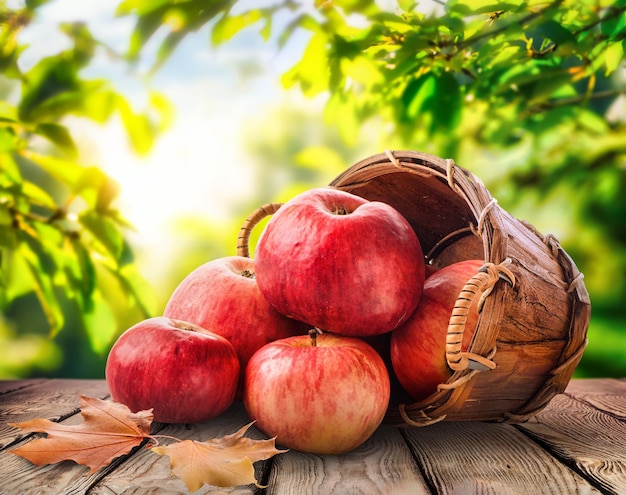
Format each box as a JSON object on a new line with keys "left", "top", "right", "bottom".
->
{"left": 105, "top": 316, "right": 239, "bottom": 423}
{"left": 244, "top": 332, "right": 391, "bottom": 454}
{"left": 390, "top": 259, "right": 484, "bottom": 402}
{"left": 163, "top": 256, "right": 308, "bottom": 396}
{"left": 254, "top": 187, "right": 425, "bottom": 337}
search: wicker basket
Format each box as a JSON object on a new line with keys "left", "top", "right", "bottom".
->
{"left": 239, "top": 150, "right": 590, "bottom": 427}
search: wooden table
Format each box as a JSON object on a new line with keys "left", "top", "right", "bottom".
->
{"left": 0, "top": 378, "right": 625, "bottom": 494}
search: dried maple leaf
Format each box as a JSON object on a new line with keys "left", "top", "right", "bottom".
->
{"left": 152, "top": 422, "right": 286, "bottom": 492}
{"left": 9, "top": 395, "right": 153, "bottom": 473}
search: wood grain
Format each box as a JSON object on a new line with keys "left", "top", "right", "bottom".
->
{"left": 0, "top": 379, "right": 110, "bottom": 449}
{"left": 402, "top": 420, "right": 600, "bottom": 495}
{"left": 0, "top": 379, "right": 45, "bottom": 395}
{"left": 564, "top": 378, "right": 626, "bottom": 419}
{"left": 516, "top": 390, "right": 626, "bottom": 495}
{"left": 266, "top": 424, "right": 429, "bottom": 495}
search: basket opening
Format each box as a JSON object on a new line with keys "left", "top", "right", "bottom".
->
{"left": 330, "top": 167, "right": 485, "bottom": 269}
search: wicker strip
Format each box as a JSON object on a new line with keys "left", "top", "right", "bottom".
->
{"left": 237, "top": 202, "right": 283, "bottom": 258}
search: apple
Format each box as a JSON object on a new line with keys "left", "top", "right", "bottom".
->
{"left": 244, "top": 332, "right": 391, "bottom": 454}
{"left": 254, "top": 187, "right": 425, "bottom": 337}
{"left": 390, "top": 259, "right": 484, "bottom": 402}
{"left": 163, "top": 256, "right": 308, "bottom": 396}
{"left": 105, "top": 316, "right": 239, "bottom": 423}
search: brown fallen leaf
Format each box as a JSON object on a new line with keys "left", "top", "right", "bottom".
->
{"left": 9, "top": 395, "right": 153, "bottom": 473}
{"left": 152, "top": 422, "right": 287, "bottom": 492}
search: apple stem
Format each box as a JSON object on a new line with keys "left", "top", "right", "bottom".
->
{"left": 309, "top": 328, "right": 323, "bottom": 347}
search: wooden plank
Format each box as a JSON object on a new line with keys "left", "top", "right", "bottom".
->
{"left": 402, "top": 421, "right": 600, "bottom": 495}
{"left": 0, "top": 379, "right": 46, "bottom": 395}
{"left": 516, "top": 391, "right": 626, "bottom": 495}
{"left": 266, "top": 424, "right": 430, "bottom": 495}
{"left": 0, "top": 379, "right": 109, "bottom": 449}
{"left": 564, "top": 378, "right": 626, "bottom": 419}
{"left": 89, "top": 402, "right": 264, "bottom": 495}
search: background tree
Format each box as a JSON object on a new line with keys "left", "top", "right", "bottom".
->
{"left": 0, "top": 0, "right": 171, "bottom": 376}
{"left": 1, "top": 0, "right": 625, "bottom": 378}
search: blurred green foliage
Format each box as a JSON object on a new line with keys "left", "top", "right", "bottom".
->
{"left": 1, "top": 0, "right": 625, "bottom": 378}
{"left": 0, "top": 0, "right": 170, "bottom": 376}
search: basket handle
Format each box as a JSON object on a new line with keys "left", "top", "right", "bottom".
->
{"left": 237, "top": 202, "right": 283, "bottom": 258}
{"left": 446, "top": 262, "right": 516, "bottom": 372}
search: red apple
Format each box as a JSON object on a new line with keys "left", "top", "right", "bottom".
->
{"left": 390, "top": 259, "right": 484, "bottom": 402}
{"left": 244, "top": 332, "right": 391, "bottom": 454}
{"left": 163, "top": 256, "right": 308, "bottom": 396}
{"left": 105, "top": 316, "right": 239, "bottom": 423}
{"left": 254, "top": 187, "right": 425, "bottom": 337}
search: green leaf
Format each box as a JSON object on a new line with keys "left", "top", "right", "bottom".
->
{"left": 0, "top": 101, "right": 18, "bottom": 122}
{"left": 123, "top": 8, "right": 168, "bottom": 61}
{"left": 341, "top": 55, "right": 384, "bottom": 85}
{"left": 79, "top": 211, "right": 125, "bottom": 263}
{"left": 116, "top": 263, "right": 158, "bottom": 317}
{"left": 82, "top": 288, "right": 118, "bottom": 353}
{"left": 0, "top": 128, "right": 16, "bottom": 154}
{"left": 115, "top": 95, "right": 155, "bottom": 155}
{"left": 400, "top": 71, "right": 462, "bottom": 134}
{"left": 535, "top": 19, "right": 576, "bottom": 46}
{"left": 17, "top": 234, "right": 65, "bottom": 336}
{"left": 604, "top": 41, "right": 624, "bottom": 75}
{"left": 402, "top": 73, "right": 435, "bottom": 121}
{"left": 211, "top": 10, "right": 263, "bottom": 45}
{"left": 259, "top": 16, "right": 272, "bottom": 41}
{"left": 81, "top": 88, "right": 117, "bottom": 123}
{"left": 21, "top": 180, "right": 57, "bottom": 210}
{"left": 18, "top": 56, "right": 80, "bottom": 122}
{"left": 485, "top": 44, "right": 524, "bottom": 70}
{"left": 67, "top": 236, "right": 96, "bottom": 300}
{"left": 600, "top": 9, "right": 626, "bottom": 41}
{"left": 72, "top": 166, "right": 120, "bottom": 212}
{"left": 277, "top": 14, "right": 320, "bottom": 49}
{"left": 19, "top": 150, "right": 84, "bottom": 188}
{"left": 148, "top": 90, "right": 175, "bottom": 133}
{"left": 0, "top": 153, "right": 21, "bottom": 185}
{"left": 1, "top": 245, "right": 34, "bottom": 302}
{"left": 26, "top": 0, "right": 52, "bottom": 8}
{"left": 281, "top": 31, "right": 329, "bottom": 96}
{"left": 447, "top": 0, "right": 524, "bottom": 16}
{"left": 116, "top": 0, "right": 171, "bottom": 16}
{"left": 0, "top": 204, "right": 11, "bottom": 227}
{"left": 398, "top": 0, "right": 417, "bottom": 12}
{"left": 35, "top": 123, "right": 77, "bottom": 157}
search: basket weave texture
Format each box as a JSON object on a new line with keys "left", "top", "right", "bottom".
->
{"left": 327, "top": 150, "right": 590, "bottom": 427}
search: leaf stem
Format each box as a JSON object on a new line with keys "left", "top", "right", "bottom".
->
{"left": 147, "top": 433, "right": 185, "bottom": 446}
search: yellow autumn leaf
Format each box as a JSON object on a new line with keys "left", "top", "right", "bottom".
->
{"left": 152, "top": 422, "right": 286, "bottom": 491}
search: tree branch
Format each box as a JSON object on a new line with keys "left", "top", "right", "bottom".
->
{"left": 527, "top": 88, "right": 626, "bottom": 114}
{"left": 458, "top": 0, "right": 565, "bottom": 49}
{"left": 573, "top": 4, "right": 626, "bottom": 36}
